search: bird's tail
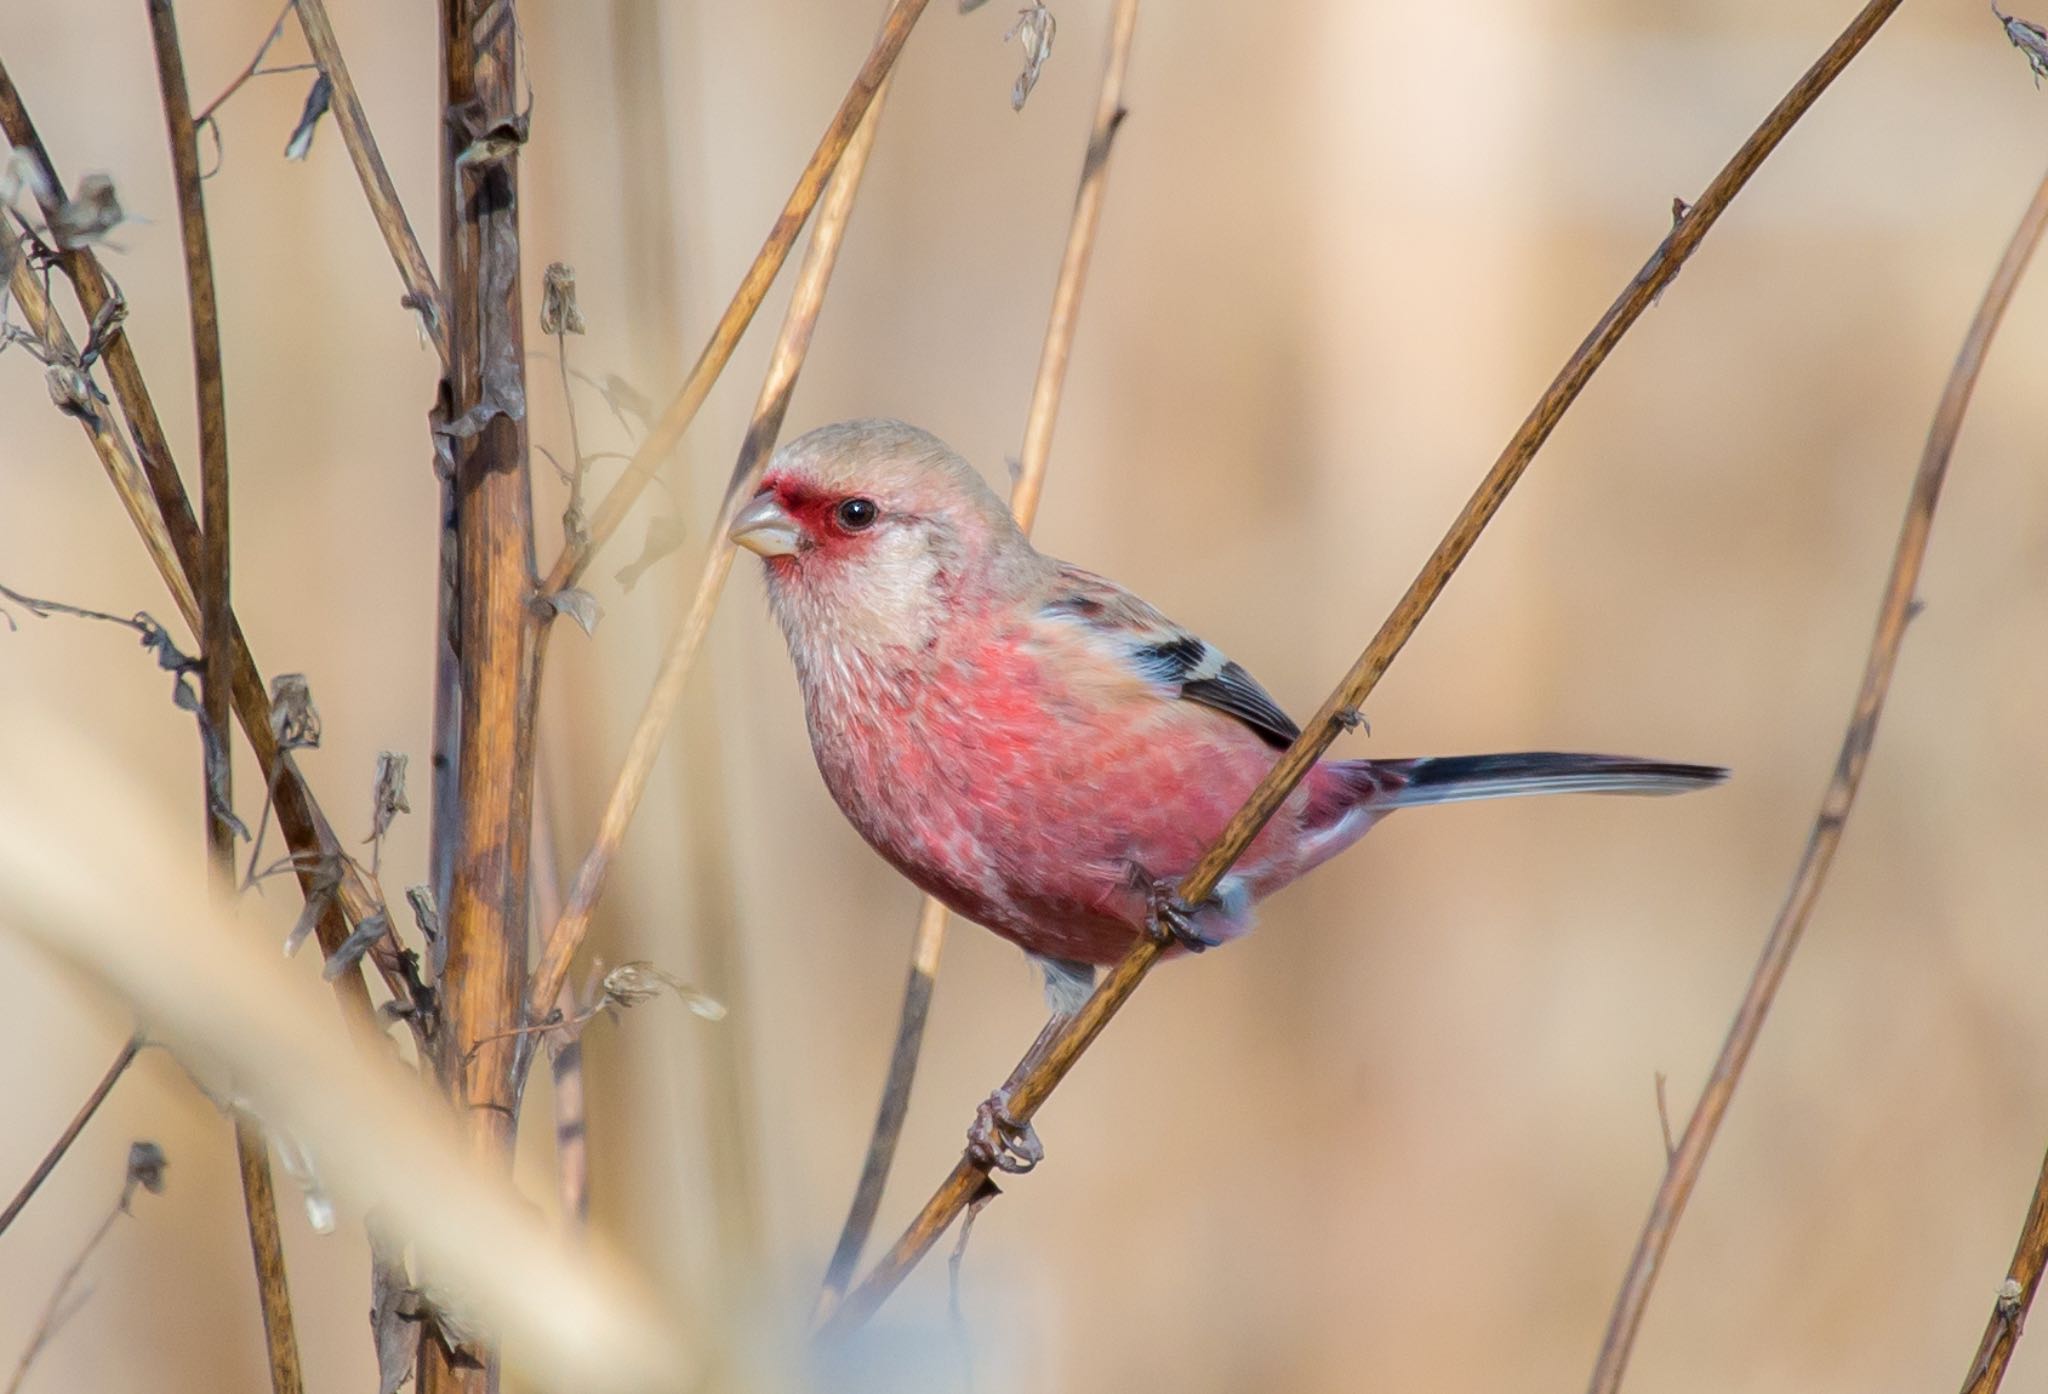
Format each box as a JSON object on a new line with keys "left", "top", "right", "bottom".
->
{"left": 1340, "top": 752, "right": 1727, "bottom": 809}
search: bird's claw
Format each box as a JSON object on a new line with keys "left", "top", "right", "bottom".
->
{"left": 967, "top": 1091, "right": 1043, "bottom": 1175}
{"left": 1331, "top": 706, "right": 1369, "bottom": 735}
{"left": 1144, "top": 882, "right": 1220, "bottom": 953}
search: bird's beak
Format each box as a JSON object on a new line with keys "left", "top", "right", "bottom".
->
{"left": 728, "top": 492, "right": 803, "bottom": 558}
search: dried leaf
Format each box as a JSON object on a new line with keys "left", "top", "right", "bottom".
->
{"left": 614, "top": 514, "right": 687, "bottom": 593}
{"left": 1004, "top": 3, "right": 1057, "bottom": 111}
{"left": 48, "top": 173, "right": 126, "bottom": 250}
{"left": 44, "top": 362, "right": 99, "bottom": 421}
{"left": 369, "top": 1218, "right": 421, "bottom": 1394}
{"left": 268, "top": 673, "right": 322, "bottom": 750}
{"left": 455, "top": 115, "right": 530, "bottom": 170}
{"left": 323, "top": 908, "right": 389, "bottom": 982}
{"left": 284, "top": 73, "right": 334, "bottom": 161}
{"left": 539, "top": 262, "right": 585, "bottom": 336}
{"left": 126, "top": 1140, "right": 168, "bottom": 1196}
{"left": 1996, "top": 4, "right": 2048, "bottom": 83}
{"left": 600, "top": 961, "right": 725, "bottom": 1021}
{"left": 544, "top": 587, "right": 602, "bottom": 637}
{"left": 283, "top": 855, "right": 342, "bottom": 958}
{"left": 366, "top": 752, "right": 410, "bottom": 847}
{"left": 271, "top": 1129, "right": 335, "bottom": 1233}
{"left": 406, "top": 885, "right": 445, "bottom": 980}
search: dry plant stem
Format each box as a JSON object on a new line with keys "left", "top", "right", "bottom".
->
{"left": 1600, "top": 163, "right": 2048, "bottom": 1394}
{"left": 1962, "top": 1141, "right": 2048, "bottom": 1393}
{"left": 422, "top": 0, "right": 538, "bottom": 1386}
{"left": 815, "top": 0, "right": 1142, "bottom": 1315}
{"left": 4, "top": 1173, "right": 147, "bottom": 1394}
{"left": 1593, "top": 160, "right": 2048, "bottom": 1394}
{"left": 148, "top": 7, "right": 305, "bottom": 1390}
{"left": 530, "top": 796, "right": 589, "bottom": 1224}
{"left": 0, "top": 1035, "right": 142, "bottom": 1239}
{"left": 522, "top": 80, "right": 892, "bottom": 1055}
{"left": 538, "top": 0, "right": 929, "bottom": 600}
{"left": 820, "top": 0, "right": 1908, "bottom": 1338}
{"left": 292, "top": 0, "right": 451, "bottom": 364}
{"left": 0, "top": 60, "right": 407, "bottom": 1034}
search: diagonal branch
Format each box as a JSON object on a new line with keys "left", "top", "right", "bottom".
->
{"left": 536, "top": 0, "right": 930, "bottom": 601}
{"left": 816, "top": 0, "right": 1909, "bottom": 1339}
{"left": 814, "top": 0, "right": 1143, "bottom": 1318}
{"left": 0, "top": 1035, "right": 143, "bottom": 1239}
{"left": 147, "top": 7, "right": 306, "bottom": 1392}
{"left": 1962, "top": 1139, "right": 2048, "bottom": 1394}
{"left": 291, "top": 0, "right": 451, "bottom": 364}
{"left": 523, "top": 72, "right": 896, "bottom": 1073}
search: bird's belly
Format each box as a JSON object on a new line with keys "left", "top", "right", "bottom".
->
{"left": 805, "top": 691, "right": 1304, "bottom": 964}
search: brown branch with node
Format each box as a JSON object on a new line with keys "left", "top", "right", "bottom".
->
{"left": 521, "top": 71, "right": 896, "bottom": 1069}
{"left": 536, "top": 0, "right": 931, "bottom": 604}
{"left": 813, "top": 0, "right": 1143, "bottom": 1322}
{"left": 814, "top": 0, "right": 1910, "bottom": 1341}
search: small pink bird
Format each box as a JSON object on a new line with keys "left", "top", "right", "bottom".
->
{"left": 733, "top": 421, "right": 1721, "bottom": 1159}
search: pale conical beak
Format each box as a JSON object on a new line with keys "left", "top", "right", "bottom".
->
{"left": 728, "top": 493, "right": 803, "bottom": 557}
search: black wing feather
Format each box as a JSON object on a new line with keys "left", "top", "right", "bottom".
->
{"left": 1133, "top": 639, "right": 1301, "bottom": 749}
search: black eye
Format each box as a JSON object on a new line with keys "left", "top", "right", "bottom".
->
{"left": 836, "top": 497, "right": 879, "bottom": 531}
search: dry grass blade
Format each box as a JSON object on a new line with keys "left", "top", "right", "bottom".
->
{"left": 1591, "top": 157, "right": 2048, "bottom": 1394}
{"left": 0, "top": 721, "right": 693, "bottom": 1394}
{"left": 292, "top": 0, "right": 450, "bottom": 362}
{"left": 147, "top": 5, "right": 306, "bottom": 1389}
{"left": 814, "top": 0, "right": 1142, "bottom": 1318}
{"left": 0, "top": 1034, "right": 143, "bottom": 1239}
{"left": 538, "top": 0, "right": 930, "bottom": 601}
{"left": 817, "top": 0, "right": 1909, "bottom": 1338}
{"left": 524, "top": 76, "right": 895, "bottom": 1047}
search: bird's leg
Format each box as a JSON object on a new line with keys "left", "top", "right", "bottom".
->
{"left": 1136, "top": 868, "right": 1222, "bottom": 953}
{"left": 965, "top": 1014, "right": 1066, "bottom": 1175}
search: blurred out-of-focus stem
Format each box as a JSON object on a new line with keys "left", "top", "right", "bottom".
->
{"left": 424, "top": 0, "right": 539, "bottom": 1389}
{"left": 818, "top": 0, "right": 1908, "bottom": 1339}
{"left": 813, "top": 0, "right": 1142, "bottom": 1320}
{"left": 147, "top": 5, "right": 306, "bottom": 1390}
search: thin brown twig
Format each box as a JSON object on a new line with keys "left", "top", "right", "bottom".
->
{"left": 523, "top": 72, "right": 896, "bottom": 1072}
{"left": 1605, "top": 159, "right": 2048, "bottom": 1394}
{"left": 0, "top": 61, "right": 411, "bottom": 1039}
{"left": 1593, "top": 157, "right": 2048, "bottom": 1394}
{"left": 147, "top": 7, "right": 306, "bottom": 1390}
{"left": 536, "top": 0, "right": 930, "bottom": 602}
{"left": 817, "top": 0, "right": 1908, "bottom": 1339}
{"left": 813, "top": 0, "right": 1142, "bottom": 1318}
{"left": 291, "top": 0, "right": 451, "bottom": 363}
{"left": 192, "top": 0, "right": 294, "bottom": 126}
{"left": 0, "top": 1035, "right": 142, "bottom": 1239}
{"left": 4, "top": 1149, "right": 163, "bottom": 1394}
{"left": 1962, "top": 1141, "right": 2048, "bottom": 1394}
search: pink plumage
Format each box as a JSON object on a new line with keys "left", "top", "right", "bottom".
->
{"left": 733, "top": 420, "right": 1722, "bottom": 1010}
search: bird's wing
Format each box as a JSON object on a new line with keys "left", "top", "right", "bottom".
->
{"left": 1035, "top": 564, "right": 1302, "bottom": 750}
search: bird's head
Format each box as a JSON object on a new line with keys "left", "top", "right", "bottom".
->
{"left": 731, "top": 419, "right": 1038, "bottom": 660}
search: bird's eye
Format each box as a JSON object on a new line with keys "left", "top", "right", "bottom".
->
{"left": 835, "top": 497, "right": 879, "bottom": 532}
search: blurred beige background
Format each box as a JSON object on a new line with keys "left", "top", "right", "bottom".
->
{"left": 5, "top": 1, "right": 2048, "bottom": 1390}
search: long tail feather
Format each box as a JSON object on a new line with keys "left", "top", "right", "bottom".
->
{"left": 1352, "top": 752, "right": 1727, "bottom": 809}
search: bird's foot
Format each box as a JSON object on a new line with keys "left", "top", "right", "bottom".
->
{"left": 967, "top": 1090, "right": 1043, "bottom": 1175}
{"left": 1143, "top": 880, "right": 1222, "bottom": 953}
